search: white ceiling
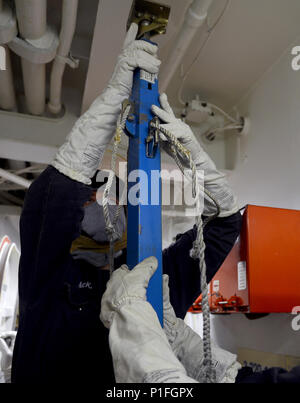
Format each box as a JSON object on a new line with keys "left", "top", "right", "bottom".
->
{"left": 166, "top": 0, "right": 300, "bottom": 109}
{"left": 1, "top": 0, "right": 300, "bottom": 198}
{"left": 81, "top": 0, "right": 191, "bottom": 113}
{"left": 82, "top": 0, "right": 300, "bottom": 113}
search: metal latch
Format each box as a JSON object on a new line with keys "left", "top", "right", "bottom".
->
{"left": 146, "top": 117, "right": 160, "bottom": 158}
{"left": 123, "top": 99, "right": 134, "bottom": 118}
{"left": 124, "top": 99, "right": 136, "bottom": 138}
{"left": 127, "top": 0, "right": 171, "bottom": 39}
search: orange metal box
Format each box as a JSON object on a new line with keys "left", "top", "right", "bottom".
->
{"left": 190, "top": 205, "right": 300, "bottom": 314}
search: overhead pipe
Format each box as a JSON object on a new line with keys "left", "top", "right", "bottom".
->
{"left": 15, "top": 0, "right": 47, "bottom": 40}
{"left": 0, "top": 46, "right": 16, "bottom": 111}
{"left": 159, "top": 0, "right": 214, "bottom": 93}
{"left": 21, "top": 58, "right": 46, "bottom": 116}
{"left": 0, "top": 3, "right": 18, "bottom": 111}
{"left": 0, "top": 168, "right": 32, "bottom": 189}
{"left": 48, "top": 0, "right": 79, "bottom": 115}
{"left": 15, "top": 0, "right": 47, "bottom": 115}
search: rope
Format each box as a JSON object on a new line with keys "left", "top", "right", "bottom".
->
{"left": 156, "top": 125, "right": 219, "bottom": 383}
{"left": 104, "top": 102, "right": 221, "bottom": 383}
{"left": 102, "top": 103, "right": 131, "bottom": 276}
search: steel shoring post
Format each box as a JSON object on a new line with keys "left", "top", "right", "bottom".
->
{"left": 126, "top": 68, "right": 163, "bottom": 326}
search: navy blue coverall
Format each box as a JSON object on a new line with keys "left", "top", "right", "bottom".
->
{"left": 12, "top": 166, "right": 242, "bottom": 383}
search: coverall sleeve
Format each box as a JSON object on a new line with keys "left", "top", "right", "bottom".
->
{"left": 18, "top": 166, "right": 91, "bottom": 308}
{"left": 163, "top": 212, "right": 243, "bottom": 319}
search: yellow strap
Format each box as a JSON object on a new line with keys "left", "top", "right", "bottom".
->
{"left": 70, "top": 231, "right": 127, "bottom": 255}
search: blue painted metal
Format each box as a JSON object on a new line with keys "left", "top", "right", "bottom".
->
{"left": 126, "top": 67, "right": 163, "bottom": 326}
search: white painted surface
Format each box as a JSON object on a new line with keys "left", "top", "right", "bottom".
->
{"left": 81, "top": 0, "right": 199, "bottom": 113}
{"left": 167, "top": 0, "right": 300, "bottom": 109}
{"left": 186, "top": 312, "right": 300, "bottom": 358}
{"left": 188, "top": 34, "right": 300, "bottom": 360}
{"left": 0, "top": 88, "right": 81, "bottom": 164}
{"left": 0, "top": 213, "right": 20, "bottom": 251}
{"left": 228, "top": 34, "right": 300, "bottom": 212}
{"left": 82, "top": 0, "right": 300, "bottom": 113}
{"left": 159, "top": 0, "right": 214, "bottom": 92}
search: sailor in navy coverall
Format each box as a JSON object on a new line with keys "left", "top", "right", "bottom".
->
{"left": 11, "top": 166, "right": 242, "bottom": 383}
{"left": 11, "top": 23, "right": 243, "bottom": 383}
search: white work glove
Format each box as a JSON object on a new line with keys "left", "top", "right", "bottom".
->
{"left": 162, "top": 275, "right": 241, "bottom": 383}
{"left": 100, "top": 257, "right": 197, "bottom": 383}
{"left": 152, "top": 94, "right": 239, "bottom": 217}
{"left": 52, "top": 23, "right": 161, "bottom": 185}
{"left": 0, "top": 331, "right": 16, "bottom": 383}
{"left": 0, "top": 331, "right": 16, "bottom": 371}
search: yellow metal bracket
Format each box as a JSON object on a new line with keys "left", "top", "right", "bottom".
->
{"left": 127, "top": 0, "right": 171, "bottom": 39}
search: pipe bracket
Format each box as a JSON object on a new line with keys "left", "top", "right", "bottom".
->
{"left": 8, "top": 27, "right": 59, "bottom": 64}
{"left": 127, "top": 0, "right": 171, "bottom": 39}
{"left": 56, "top": 53, "right": 79, "bottom": 69}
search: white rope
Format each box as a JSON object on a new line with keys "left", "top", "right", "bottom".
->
{"left": 104, "top": 101, "right": 220, "bottom": 382}
{"left": 102, "top": 103, "right": 131, "bottom": 276}
{"left": 156, "top": 125, "right": 219, "bottom": 383}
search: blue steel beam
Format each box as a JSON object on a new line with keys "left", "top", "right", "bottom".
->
{"left": 126, "top": 68, "right": 163, "bottom": 326}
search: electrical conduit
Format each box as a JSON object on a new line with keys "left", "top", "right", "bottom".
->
{"left": 159, "top": 0, "right": 214, "bottom": 92}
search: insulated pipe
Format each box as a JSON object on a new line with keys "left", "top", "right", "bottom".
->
{"left": 48, "top": 0, "right": 79, "bottom": 115}
{"left": 15, "top": 0, "right": 47, "bottom": 40}
{"left": 159, "top": 0, "right": 214, "bottom": 92}
{"left": 15, "top": 0, "right": 47, "bottom": 115}
{"left": 0, "top": 168, "right": 32, "bottom": 189}
{"left": 21, "top": 58, "right": 46, "bottom": 115}
{"left": 0, "top": 45, "right": 16, "bottom": 111}
{"left": 0, "top": 3, "right": 17, "bottom": 111}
